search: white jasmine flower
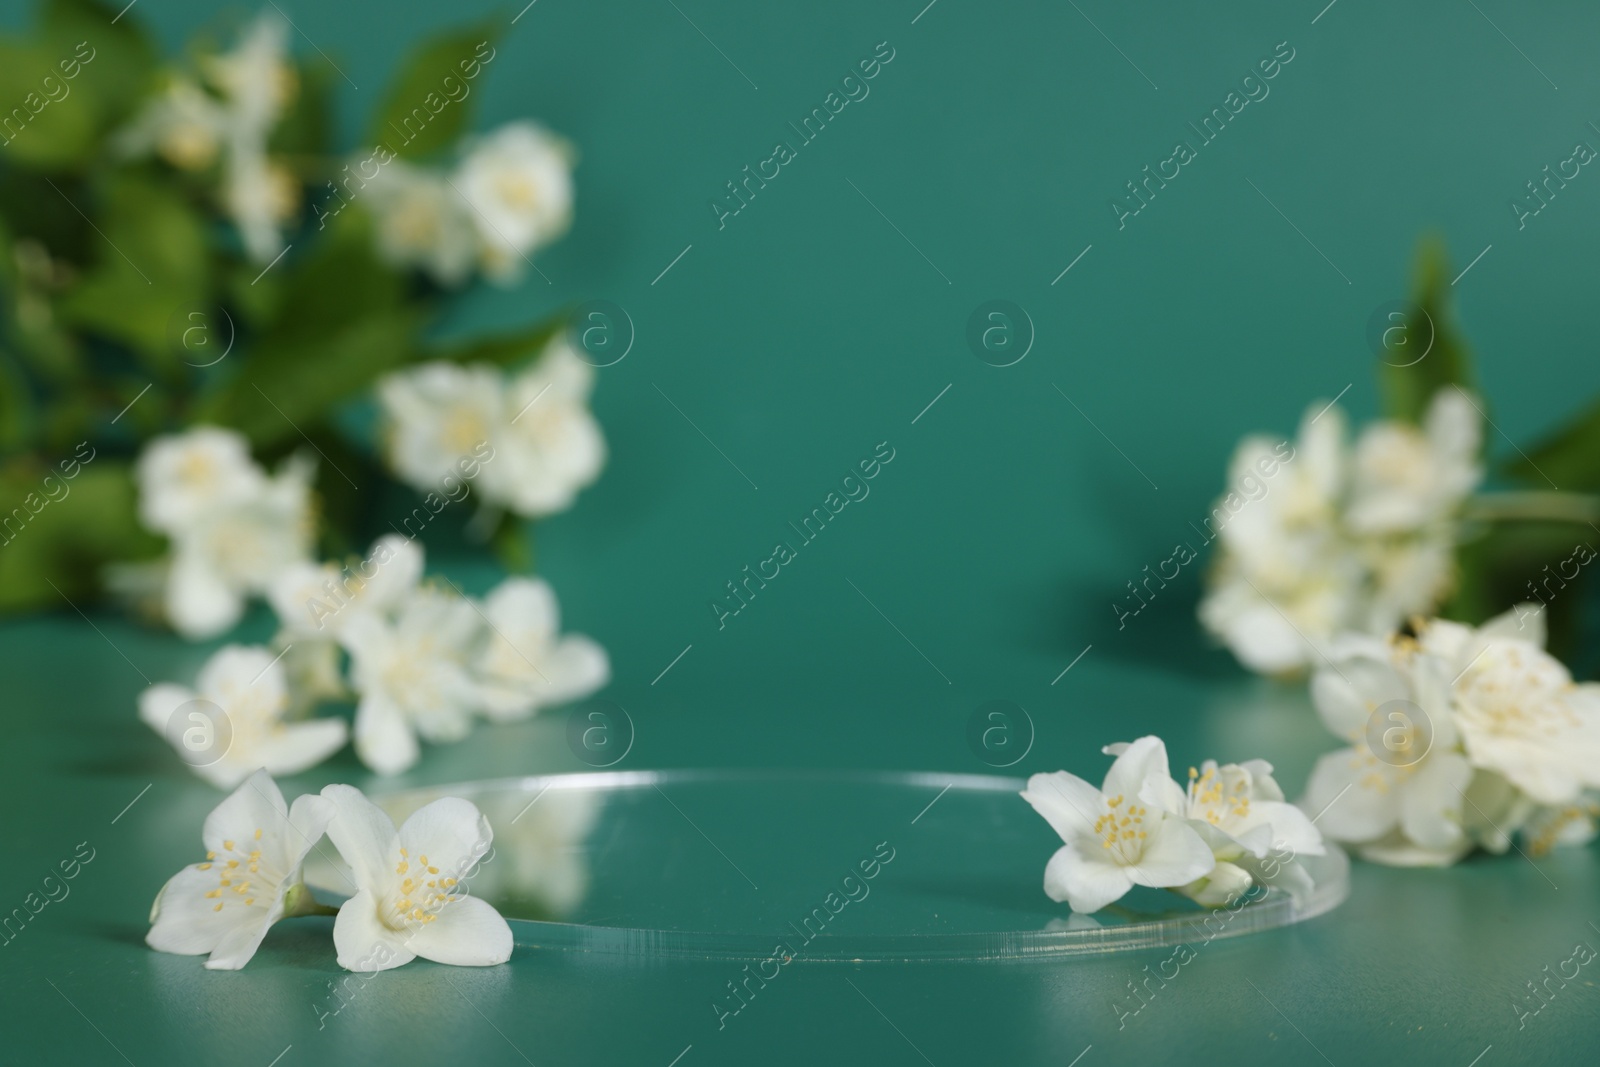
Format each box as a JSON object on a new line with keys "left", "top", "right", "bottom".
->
{"left": 1172, "top": 758, "right": 1325, "bottom": 906}
{"left": 115, "top": 14, "right": 297, "bottom": 261}
{"left": 365, "top": 787, "right": 602, "bottom": 918}
{"left": 1361, "top": 533, "right": 1456, "bottom": 636}
{"left": 377, "top": 361, "right": 501, "bottom": 494}
{"left": 1302, "top": 634, "right": 1475, "bottom": 866}
{"left": 1199, "top": 405, "right": 1355, "bottom": 675}
{"left": 223, "top": 145, "right": 299, "bottom": 264}
{"left": 474, "top": 577, "right": 609, "bottom": 721}
{"left": 1020, "top": 737, "right": 1214, "bottom": 913}
{"left": 360, "top": 159, "right": 479, "bottom": 286}
{"left": 1522, "top": 792, "right": 1600, "bottom": 855}
{"left": 1346, "top": 388, "right": 1481, "bottom": 535}
{"left": 265, "top": 535, "right": 425, "bottom": 711}
{"left": 267, "top": 534, "right": 424, "bottom": 640}
{"left": 340, "top": 585, "right": 485, "bottom": 775}
{"left": 112, "top": 77, "right": 229, "bottom": 170}
{"left": 1200, "top": 389, "right": 1483, "bottom": 675}
{"left": 147, "top": 770, "right": 335, "bottom": 970}
{"left": 1417, "top": 608, "right": 1600, "bottom": 806}
{"left": 207, "top": 13, "right": 298, "bottom": 263}
{"left": 162, "top": 453, "right": 316, "bottom": 639}
{"left": 320, "top": 784, "right": 513, "bottom": 971}
{"left": 479, "top": 339, "right": 605, "bottom": 518}
{"left": 204, "top": 13, "right": 295, "bottom": 131}
{"left": 454, "top": 122, "right": 573, "bottom": 282}
{"left": 136, "top": 426, "right": 264, "bottom": 533}
{"left": 138, "top": 645, "right": 347, "bottom": 788}
{"left": 377, "top": 342, "right": 604, "bottom": 518}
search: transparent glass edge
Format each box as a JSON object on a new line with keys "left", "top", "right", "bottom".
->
{"left": 351, "top": 770, "right": 1352, "bottom": 963}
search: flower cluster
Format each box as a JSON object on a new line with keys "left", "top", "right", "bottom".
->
{"left": 115, "top": 13, "right": 298, "bottom": 262}
{"left": 147, "top": 770, "right": 512, "bottom": 971}
{"left": 134, "top": 427, "right": 314, "bottom": 640}
{"left": 376, "top": 336, "right": 605, "bottom": 517}
{"left": 0, "top": 3, "right": 584, "bottom": 621}
{"left": 360, "top": 122, "right": 573, "bottom": 287}
{"left": 1199, "top": 388, "right": 1482, "bottom": 676}
{"left": 1021, "top": 736, "right": 1325, "bottom": 913}
{"left": 1303, "top": 607, "right": 1600, "bottom": 865}
{"left": 113, "top": 14, "right": 573, "bottom": 286}
{"left": 139, "top": 532, "right": 608, "bottom": 780}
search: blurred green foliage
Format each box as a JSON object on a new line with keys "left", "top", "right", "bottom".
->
{"left": 0, "top": 0, "right": 560, "bottom": 613}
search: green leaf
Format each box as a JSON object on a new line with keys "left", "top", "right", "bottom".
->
{"left": 426, "top": 312, "right": 568, "bottom": 369}
{"left": 0, "top": 164, "right": 92, "bottom": 255}
{"left": 0, "top": 37, "right": 101, "bottom": 169}
{"left": 39, "top": 0, "right": 158, "bottom": 131}
{"left": 55, "top": 172, "right": 209, "bottom": 373}
{"left": 367, "top": 23, "right": 500, "bottom": 160}
{"left": 0, "top": 457, "right": 160, "bottom": 612}
{"left": 0, "top": 352, "right": 37, "bottom": 455}
{"left": 1377, "top": 237, "right": 1478, "bottom": 425}
{"left": 1445, "top": 520, "right": 1596, "bottom": 666}
{"left": 267, "top": 207, "right": 405, "bottom": 341}
{"left": 271, "top": 56, "right": 336, "bottom": 161}
{"left": 0, "top": 211, "right": 85, "bottom": 387}
{"left": 195, "top": 207, "right": 420, "bottom": 447}
{"left": 490, "top": 512, "right": 532, "bottom": 573}
{"left": 1505, "top": 396, "right": 1600, "bottom": 491}
{"left": 196, "top": 310, "right": 422, "bottom": 449}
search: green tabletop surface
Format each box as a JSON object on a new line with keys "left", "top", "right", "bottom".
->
{"left": 4, "top": 0, "right": 1600, "bottom": 1064}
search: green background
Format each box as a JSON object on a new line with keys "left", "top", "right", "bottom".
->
{"left": 4, "top": 0, "right": 1600, "bottom": 1063}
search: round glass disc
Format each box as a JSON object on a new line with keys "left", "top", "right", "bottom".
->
{"left": 306, "top": 769, "right": 1348, "bottom": 961}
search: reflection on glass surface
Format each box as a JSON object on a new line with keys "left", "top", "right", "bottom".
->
{"left": 372, "top": 782, "right": 602, "bottom": 921}
{"left": 306, "top": 770, "right": 1348, "bottom": 961}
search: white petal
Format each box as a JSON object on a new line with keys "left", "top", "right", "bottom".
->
{"left": 1398, "top": 752, "right": 1472, "bottom": 852}
{"left": 405, "top": 895, "right": 513, "bottom": 966}
{"left": 360, "top": 534, "right": 424, "bottom": 613}
{"left": 1356, "top": 830, "right": 1472, "bottom": 867}
{"left": 354, "top": 691, "right": 420, "bottom": 776}
{"left": 397, "top": 798, "right": 493, "bottom": 885}
{"left": 320, "top": 785, "right": 400, "bottom": 894}
{"left": 1178, "top": 861, "right": 1255, "bottom": 908}
{"left": 167, "top": 546, "right": 245, "bottom": 639}
{"left": 539, "top": 636, "right": 610, "bottom": 706}
{"left": 203, "top": 915, "right": 276, "bottom": 970}
{"left": 1239, "top": 800, "right": 1326, "bottom": 857}
{"left": 253, "top": 720, "right": 349, "bottom": 778}
{"left": 1043, "top": 842, "right": 1135, "bottom": 913}
{"left": 1479, "top": 603, "right": 1544, "bottom": 648}
{"left": 1239, "top": 759, "right": 1284, "bottom": 801}
{"left": 202, "top": 770, "right": 288, "bottom": 857}
{"left": 267, "top": 561, "right": 338, "bottom": 636}
{"left": 198, "top": 645, "right": 287, "bottom": 718}
{"left": 1021, "top": 772, "right": 1103, "bottom": 844}
{"left": 1311, "top": 656, "right": 1408, "bottom": 739}
{"left": 1303, "top": 748, "right": 1398, "bottom": 843}
{"left": 138, "top": 683, "right": 195, "bottom": 734}
{"left": 146, "top": 865, "right": 259, "bottom": 957}
{"left": 1102, "top": 736, "right": 1171, "bottom": 801}
{"left": 1127, "top": 817, "right": 1215, "bottom": 888}
{"left": 283, "top": 793, "right": 337, "bottom": 871}
{"left": 483, "top": 576, "right": 557, "bottom": 633}
{"left": 1139, "top": 772, "right": 1188, "bottom": 816}
{"left": 333, "top": 890, "right": 416, "bottom": 972}
{"left": 1224, "top": 602, "right": 1311, "bottom": 675}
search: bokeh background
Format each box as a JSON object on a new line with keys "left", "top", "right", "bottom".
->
{"left": 4, "top": 1, "right": 1600, "bottom": 1064}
